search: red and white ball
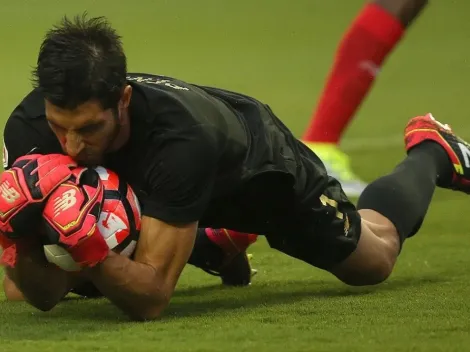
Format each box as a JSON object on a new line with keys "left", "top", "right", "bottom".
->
{"left": 43, "top": 166, "right": 141, "bottom": 271}
{"left": 94, "top": 166, "right": 141, "bottom": 257}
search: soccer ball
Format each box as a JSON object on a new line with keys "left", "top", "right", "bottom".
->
{"left": 43, "top": 166, "right": 141, "bottom": 271}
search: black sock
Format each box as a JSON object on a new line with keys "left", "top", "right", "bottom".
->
{"left": 357, "top": 141, "right": 452, "bottom": 243}
{"left": 187, "top": 228, "right": 225, "bottom": 271}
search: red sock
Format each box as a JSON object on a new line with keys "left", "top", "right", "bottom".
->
{"left": 303, "top": 3, "right": 405, "bottom": 144}
{"left": 205, "top": 228, "right": 257, "bottom": 256}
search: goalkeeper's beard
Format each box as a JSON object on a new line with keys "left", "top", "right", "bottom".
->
{"left": 84, "top": 109, "right": 122, "bottom": 167}
{"left": 105, "top": 108, "right": 123, "bottom": 153}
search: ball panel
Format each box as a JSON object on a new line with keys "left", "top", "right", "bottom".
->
{"left": 127, "top": 187, "right": 142, "bottom": 230}
{"left": 120, "top": 240, "right": 137, "bottom": 257}
{"left": 94, "top": 166, "right": 111, "bottom": 182}
{"left": 44, "top": 244, "right": 81, "bottom": 272}
{"left": 98, "top": 210, "right": 129, "bottom": 248}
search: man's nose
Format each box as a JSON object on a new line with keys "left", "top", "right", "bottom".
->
{"left": 64, "top": 132, "right": 85, "bottom": 158}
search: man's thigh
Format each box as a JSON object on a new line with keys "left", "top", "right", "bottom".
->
{"left": 265, "top": 176, "right": 362, "bottom": 270}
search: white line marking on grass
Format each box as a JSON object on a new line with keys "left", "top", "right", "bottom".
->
{"left": 341, "top": 134, "right": 403, "bottom": 151}
{"left": 340, "top": 130, "right": 470, "bottom": 152}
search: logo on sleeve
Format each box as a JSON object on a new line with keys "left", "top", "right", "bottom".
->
{"left": 2, "top": 140, "right": 8, "bottom": 169}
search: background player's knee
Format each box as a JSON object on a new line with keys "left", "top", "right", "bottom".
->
{"left": 374, "top": 0, "right": 428, "bottom": 27}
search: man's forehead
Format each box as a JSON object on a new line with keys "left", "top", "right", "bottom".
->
{"left": 45, "top": 99, "right": 106, "bottom": 127}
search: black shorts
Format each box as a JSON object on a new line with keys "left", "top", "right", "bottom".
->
{"left": 260, "top": 139, "right": 362, "bottom": 270}
{"left": 200, "top": 102, "right": 362, "bottom": 270}
{"left": 264, "top": 180, "right": 362, "bottom": 270}
{"left": 205, "top": 166, "right": 361, "bottom": 270}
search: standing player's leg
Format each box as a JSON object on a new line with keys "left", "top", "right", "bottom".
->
{"left": 302, "top": 0, "right": 428, "bottom": 197}
{"left": 329, "top": 114, "right": 467, "bottom": 285}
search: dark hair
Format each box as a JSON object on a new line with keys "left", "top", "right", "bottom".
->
{"left": 33, "top": 13, "right": 127, "bottom": 110}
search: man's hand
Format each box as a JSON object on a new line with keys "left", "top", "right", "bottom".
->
{"left": 43, "top": 167, "right": 109, "bottom": 268}
{"left": 4, "top": 240, "right": 74, "bottom": 311}
{"left": 0, "top": 154, "right": 76, "bottom": 238}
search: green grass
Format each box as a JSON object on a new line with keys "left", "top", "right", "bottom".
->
{"left": 2, "top": 0, "right": 470, "bottom": 351}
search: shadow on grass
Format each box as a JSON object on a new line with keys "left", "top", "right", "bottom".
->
{"left": 0, "top": 273, "right": 445, "bottom": 341}
{"left": 163, "top": 274, "right": 445, "bottom": 319}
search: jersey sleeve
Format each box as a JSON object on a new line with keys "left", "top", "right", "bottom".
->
{"left": 3, "top": 116, "right": 44, "bottom": 170}
{"left": 141, "top": 124, "right": 218, "bottom": 224}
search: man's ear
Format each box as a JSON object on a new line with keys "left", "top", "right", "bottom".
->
{"left": 120, "top": 85, "right": 133, "bottom": 110}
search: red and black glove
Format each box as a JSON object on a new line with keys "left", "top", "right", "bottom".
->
{"left": 0, "top": 154, "right": 76, "bottom": 238}
{"left": 42, "top": 167, "right": 109, "bottom": 268}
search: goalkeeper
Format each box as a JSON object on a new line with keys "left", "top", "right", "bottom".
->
{"left": 2, "top": 14, "right": 470, "bottom": 321}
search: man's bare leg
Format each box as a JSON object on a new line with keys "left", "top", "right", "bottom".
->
{"left": 329, "top": 114, "right": 464, "bottom": 285}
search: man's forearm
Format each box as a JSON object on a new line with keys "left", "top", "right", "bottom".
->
{"left": 6, "top": 242, "right": 71, "bottom": 311}
{"left": 83, "top": 252, "right": 170, "bottom": 321}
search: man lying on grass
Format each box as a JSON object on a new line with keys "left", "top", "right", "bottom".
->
{"left": 2, "top": 14, "right": 470, "bottom": 321}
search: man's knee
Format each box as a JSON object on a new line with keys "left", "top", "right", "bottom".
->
{"left": 334, "top": 256, "right": 394, "bottom": 286}
{"left": 329, "top": 213, "right": 399, "bottom": 286}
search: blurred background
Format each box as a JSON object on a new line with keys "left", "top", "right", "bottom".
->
{"left": 2, "top": 0, "right": 469, "bottom": 182}
{"left": 1, "top": 1, "right": 470, "bottom": 351}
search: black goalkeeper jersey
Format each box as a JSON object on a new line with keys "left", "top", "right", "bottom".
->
{"left": 3, "top": 73, "right": 326, "bottom": 232}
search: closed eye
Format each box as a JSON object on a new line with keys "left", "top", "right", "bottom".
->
{"left": 77, "top": 122, "right": 104, "bottom": 135}
{"left": 48, "top": 120, "right": 65, "bottom": 133}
